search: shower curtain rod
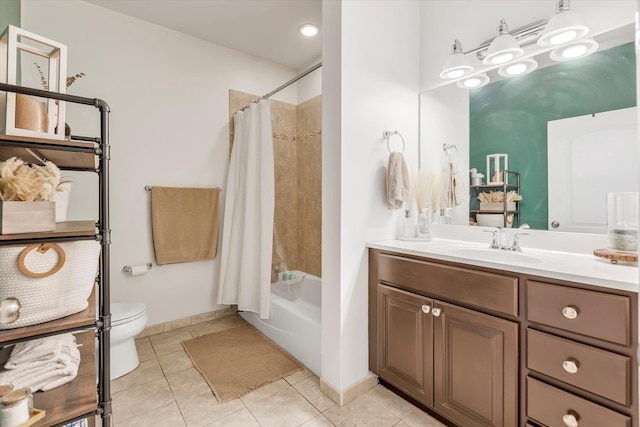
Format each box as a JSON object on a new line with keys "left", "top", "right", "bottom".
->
{"left": 240, "top": 62, "right": 322, "bottom": 111}
{"left": 262, "top": 62, "right": 322, "bottom": 99}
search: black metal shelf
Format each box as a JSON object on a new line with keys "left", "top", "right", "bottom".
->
{"left": 469, "top": 170, "right": 521, "bottom": 228}
{"left": 0, "top": 82, "right": 111, "bottom": 426}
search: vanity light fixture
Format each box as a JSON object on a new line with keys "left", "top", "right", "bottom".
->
{"left": 482, "top": 20, "right": 524, "bottom": 65}
{"left": 440, "top": 39, "right": 474, "bottom": 79}
{"left": 537, "top": 0, "right": 589, "bottom": 47}
{"left": 457, "top": 74, "right": 490, "bottom": 89}
{"left": 299, "top": 24, "right": 320, "bottom": 37}
{"left": 498, "top": 58, "right": 538, "bottom": 77}
{"left": 549, "top": 38, "right": 599, "bottom": 61}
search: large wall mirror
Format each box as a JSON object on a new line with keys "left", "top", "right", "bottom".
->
{"left": 420, "top": 3, "right": 637, "bottom": 234}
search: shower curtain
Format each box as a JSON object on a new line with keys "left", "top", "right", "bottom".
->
{"left": 217, "top": 99, "right": 275, "bottom": 319}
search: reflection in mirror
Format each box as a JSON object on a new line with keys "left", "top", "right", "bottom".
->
{"left": 470, "top": 39, "right": 636, "bottom": 231}
{"left": 420, "top": 22, "right": 637, "bottom": 233}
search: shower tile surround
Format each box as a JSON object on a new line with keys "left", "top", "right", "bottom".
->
{"left": 229, "top": 90, "right": 322, "bottom": 277}
{"left": 112, "top": 314, "right": 447, "bottom": 427}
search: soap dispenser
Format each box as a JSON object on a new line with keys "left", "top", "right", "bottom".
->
{"left": 416, "top": 209, "right": 433, "bottom": 241}
{"left": 399, "top": 210, "right": 416, "bottom": 239}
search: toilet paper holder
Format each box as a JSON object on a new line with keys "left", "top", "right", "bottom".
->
{"left": 122, "top": 263, "right": 153, "bottom": 274}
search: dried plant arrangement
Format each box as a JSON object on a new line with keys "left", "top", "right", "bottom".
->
{"left": 0, "top": 157, "right": 63, "bottom": 202}
{"left": 34, "top": 62, "right": 85, "bottom": 90}
{"left": 477, "top": 190, "right": 522, "bottom": 203}
{"left": 411, "top": 171, "right": 442, "bottom": 212}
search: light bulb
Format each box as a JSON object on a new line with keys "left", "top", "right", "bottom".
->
{"left": 550, "top": 30, "right": 578, "bottom": 45}
{"left": 506, "top": 63, "right": 527, "bottom": 75}
{"left": 299, "top": 24, "right": 320, "bottom": 37}
{"left": 562, "top": 44, "right": 588, "bottom": 58}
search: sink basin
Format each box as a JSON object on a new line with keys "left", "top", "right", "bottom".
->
{"left": 447, "top": 247, "right": 543, "bottom": 264}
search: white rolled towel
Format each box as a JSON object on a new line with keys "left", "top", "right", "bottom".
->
{"left": 5, "top": 334, "right": 77, "bottom": 368}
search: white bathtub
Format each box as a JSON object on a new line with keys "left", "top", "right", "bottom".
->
{"left": 240, "top": 271, "right": 321, "bottom": 376}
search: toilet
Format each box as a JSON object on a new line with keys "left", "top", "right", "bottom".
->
{"left": 110, "top": 302, "right": 148, "bottom": 380}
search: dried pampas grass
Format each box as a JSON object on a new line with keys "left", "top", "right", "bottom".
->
{"left": 0, "top": 157, "right": 62, "bottom": 202}
{"left": 411, "top": 171, "right": 442, "bottom": 213}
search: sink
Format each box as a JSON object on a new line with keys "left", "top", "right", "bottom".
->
{"left": 447, "top": 247, "right": 543, "bottom": 264}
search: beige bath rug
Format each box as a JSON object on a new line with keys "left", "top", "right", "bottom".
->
{"left": 182, "top": 323, "right": 303, "bottom": 402}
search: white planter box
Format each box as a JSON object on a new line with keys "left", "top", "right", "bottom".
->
{"left": 0, "top": 201, "right": 56, "bottom": 234}
{"left": 480, "top": 201, "right": 516, "bottom": 211}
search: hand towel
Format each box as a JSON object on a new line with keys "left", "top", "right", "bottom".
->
{"left": 440, "top": 161, "right": 468, "bottom": 208}
{"left": 386, "top": 152, "right": 411, "bottom": 210}
{"left": 151, "top": 186, "right": 221, "bottom": 265}
{"left": 0, "top": 333, "right": 80, "bottom": 392}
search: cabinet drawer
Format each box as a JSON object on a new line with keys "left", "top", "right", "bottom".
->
{"left": 378, "top": 253, "right": 518, "bottom": 316}
{"left": 527, "top": 377, "right": 630, "bottom": 427}
{"left": 527, "top": 281, "right": 630, "bottom": 346}
{"left": 527, "top": 329, "right": 631, "bottom": 406}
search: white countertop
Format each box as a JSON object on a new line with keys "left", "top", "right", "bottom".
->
{"left": 368, "top": 237, "right": 639, "bottom": 293}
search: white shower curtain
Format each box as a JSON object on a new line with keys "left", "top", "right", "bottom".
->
{"left": 217, "top": 99, "right": 274, "bottom": 319}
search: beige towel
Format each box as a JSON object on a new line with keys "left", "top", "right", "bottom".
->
{"left": 440, "top": 161, "right": 467, "bottom": 208}
{"left": 386, "top": 151, "right": 411, "bottom": 210}
{"left": 151, "top": 186, "right": 221, "bottom": 265}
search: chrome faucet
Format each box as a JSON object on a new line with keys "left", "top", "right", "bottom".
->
{"left": 485, "top": 225, "right": 530, "bottom": 251}
{"left": 510, "top": 224, "right": 530, "bottom": 252}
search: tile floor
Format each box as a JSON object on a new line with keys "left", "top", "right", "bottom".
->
{"left": 110, "top": 314, "right": 447, "bottom": 427}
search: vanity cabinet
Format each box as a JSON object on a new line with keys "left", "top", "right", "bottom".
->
{"left": 371, "top": 250, "right": 519, "bottom": 426}
{"left": 525, "top": 279, "right": 637, "bottom": 427}
{"left": 369, "top": 248, "right": 639, "bottom": 427}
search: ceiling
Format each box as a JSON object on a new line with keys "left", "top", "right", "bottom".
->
{"left": 84, "top": 0, "right": 323, "bottom": 71}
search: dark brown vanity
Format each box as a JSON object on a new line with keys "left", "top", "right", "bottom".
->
{"left": 369, "top": 248, "right": 638, "bottom": 427}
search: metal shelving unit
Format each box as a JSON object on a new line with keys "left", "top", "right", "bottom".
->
{"left": 470, "top": 170, "right": 521, "bottom": 228}
{"left": 0, "top": 82, "right": 111, "bottom": 427}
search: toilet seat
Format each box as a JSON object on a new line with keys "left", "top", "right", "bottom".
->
{"left": 111, "top": 302, "right": 146, "bottom": 327}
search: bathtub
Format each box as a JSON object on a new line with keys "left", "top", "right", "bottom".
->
{"left": 240, "top": 271, "right": 321, "bottom": 376}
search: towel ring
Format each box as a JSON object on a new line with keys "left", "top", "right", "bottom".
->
{"left": 383, "top": 130, "right": 405, "bottom": 153}
{"left": 442, "top": 143, "right": 459, "bottom": 162}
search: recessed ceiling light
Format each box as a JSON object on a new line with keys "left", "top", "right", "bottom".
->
{"left": 299, "top": 24, "right": 320, "bottom": 37}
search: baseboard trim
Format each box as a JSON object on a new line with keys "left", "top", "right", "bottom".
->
{"left": 135, "top": 306, "right": 234, "bottom": 338}
{"left": 320, "top": 372, "right": 379, "bottom": 406}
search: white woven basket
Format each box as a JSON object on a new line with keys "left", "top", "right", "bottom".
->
{"left": 0, "top": 240, "right": 101, "bottom": 329}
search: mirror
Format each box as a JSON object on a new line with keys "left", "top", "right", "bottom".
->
{"left": 420, "top": 21, "right": 637, "bottom": 233}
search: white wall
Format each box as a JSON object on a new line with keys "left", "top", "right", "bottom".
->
{"left": 322, "top": 0, "right": 420, "bottom": 392}
{"left": 20, "top": 0, "right": 299, "bottom": 325}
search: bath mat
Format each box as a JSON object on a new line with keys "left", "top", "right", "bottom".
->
{"left": 182, "top": 323, "right": 303, "bottom": 402}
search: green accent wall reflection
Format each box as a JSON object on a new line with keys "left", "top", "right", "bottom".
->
{"left": 469, "top": 42, "right": 636, "bottom": 230}
{"left": 0, "top": 0, "right": 20, "bottom": 34}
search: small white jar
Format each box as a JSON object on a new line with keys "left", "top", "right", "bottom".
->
{"left": 0, "top": 388, "right": 32, "bottom": 427}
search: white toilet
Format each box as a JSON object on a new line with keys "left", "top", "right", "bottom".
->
{"left": 110, "top": 302, "right": 148, "bottom": 380}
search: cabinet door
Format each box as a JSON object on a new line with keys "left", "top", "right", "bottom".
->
{"left": 377, "top": 284, "right": 433, "bottom": 406}
{"left": 433, "top": 301, "right": 518, "bottom": 427}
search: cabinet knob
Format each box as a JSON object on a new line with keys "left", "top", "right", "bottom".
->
{"left": 421, "top": 305, "right": 431, "bottom": 314}
{"left": 562, "top": 411, "right": 579, "bottom": 427}
{"left": 562, "top": 305, "right": 579, "bottom": 320}
{"left": 432, "top": 307, "right": 442, "bottom": 317}
{"left": 562, "top": 358, "right": 579, "bottom": 374}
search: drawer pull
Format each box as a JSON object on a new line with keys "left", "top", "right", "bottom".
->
{"left": 562, "top": 305, "right": 579, "bottom": 320}
{"left": 432, "top": 307, "right": 442, "bottom": 317}
{"left": 562, "top": 359, "right": 579, "bottom": 374}
{"left": 562, "top": 411, "right": 579, "bottom": 427}
{"left": 421, "top": 305, "right": 431, "bottom": 314}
